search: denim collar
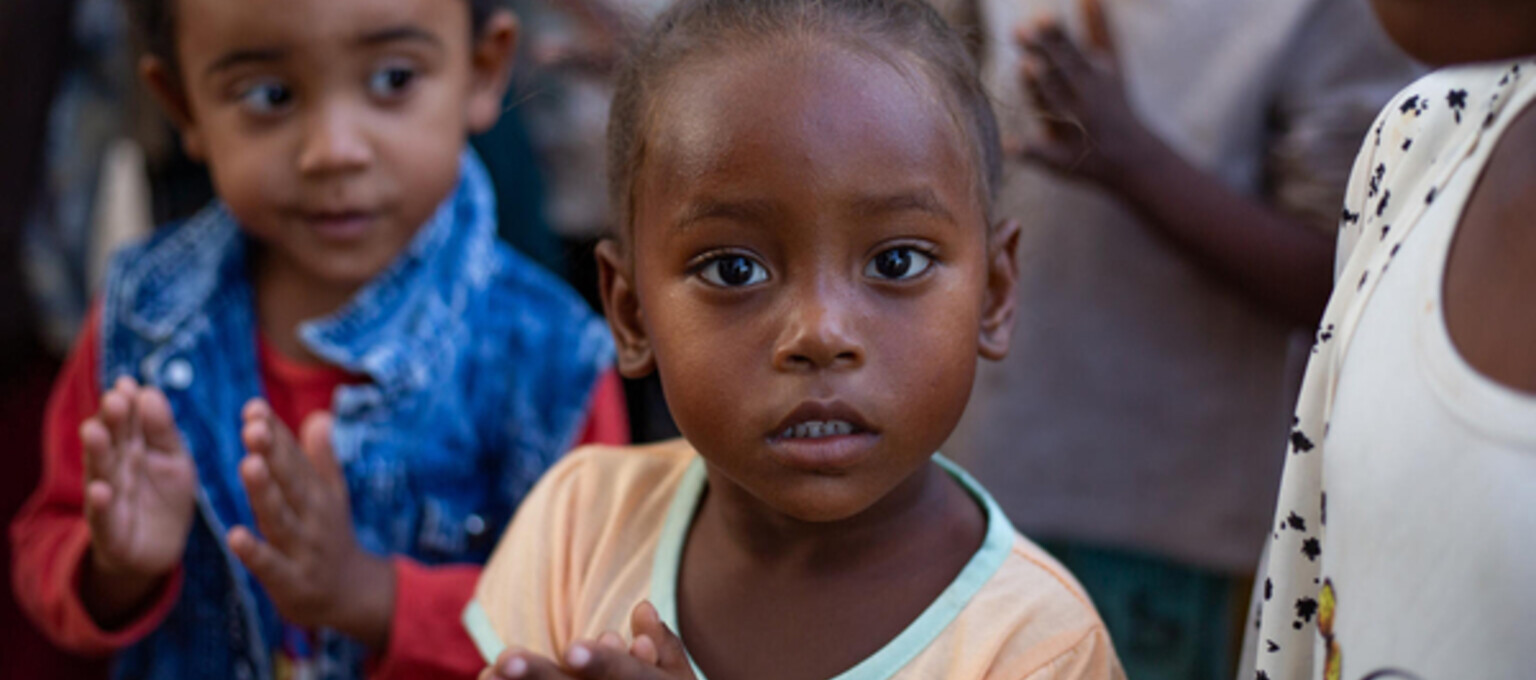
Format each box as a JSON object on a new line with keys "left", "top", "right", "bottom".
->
{"left": 118, "top": 150, "right": 498, "bottom": 400}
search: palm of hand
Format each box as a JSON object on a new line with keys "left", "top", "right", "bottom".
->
{"left": 1015, "top": 0, "right": 1159, "bottom": 187}
{"left": 98, "top": 437, "right": 197, "bottom": 573}
{"left": 86, "top": 379, "right": 199, "bottom": 577}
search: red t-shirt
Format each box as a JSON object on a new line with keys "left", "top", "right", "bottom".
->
{"left": 9, "top": 309, "right": 628, "bottom": 678}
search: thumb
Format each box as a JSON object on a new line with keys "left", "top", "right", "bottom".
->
{"left": 630, "top": 601, "right": 692, "bottom": 677}
{"left": 1018, "top": 137, "right": 1082, "bottom": 174}
{"left": 300, "top": 412, "right": 344, "bottom": 489}
{"left": 1079, "top": 0, "right": 1116, "bottom": 60}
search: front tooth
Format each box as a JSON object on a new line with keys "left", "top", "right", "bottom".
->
{"left": 784, "top": 420, "right": 859, "bottom": 439}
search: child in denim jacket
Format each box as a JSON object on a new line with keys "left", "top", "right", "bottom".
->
{"left": 9, "top": 0, "right": 624, "bottom": 678}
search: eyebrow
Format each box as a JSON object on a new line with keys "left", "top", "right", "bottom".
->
{"left": 673, "top": 198, "right": 779, "bottom": 231}
{"left": 206, "top": 49, "right": 286, "bottom": 77}
{"left": 202, "top": 26, "right": 442, "bottom": 78}
{"left": 355, "top": 25, "right": 443, "bottom": 49}
{"left": 850, "top": 189, "right": 956, "bottom": 223}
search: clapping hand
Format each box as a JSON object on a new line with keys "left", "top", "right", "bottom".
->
{"left": 481, "top": 601, "right": 696, "bottom": 680}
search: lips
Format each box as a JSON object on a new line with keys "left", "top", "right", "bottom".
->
{"left": 766, "top": 401, "right": 879, "bottom": 472}
{"left": 770, "top": 401, "right": 875, "bottom": 439}
{"left": 299, "top": 209, "right": 377, "bottom": 242}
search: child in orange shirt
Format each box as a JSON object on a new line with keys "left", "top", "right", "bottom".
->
{"left": 466, "top": 1, "right": 1124, "bottom": 678}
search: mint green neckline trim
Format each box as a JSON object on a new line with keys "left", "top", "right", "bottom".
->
{"left": 464, "top": 598, "right": 505, "bottom": 664}
{"left": 648, "top": 454, "right": 1016, "bottom": 680}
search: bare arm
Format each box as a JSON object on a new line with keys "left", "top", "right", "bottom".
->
{"left": 1015, "top": 6, "right": 1335, "bottom": 326}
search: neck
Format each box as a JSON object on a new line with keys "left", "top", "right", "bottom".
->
{"left": 696, "top": 459, "right": 981, "bottom": 573}
{"left": 252, "top": 247, "right": 361, "bottom": 365}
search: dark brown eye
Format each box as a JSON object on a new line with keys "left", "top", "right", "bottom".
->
{"left": 867, "top": 247, "right": 931, "bottom": 280}
{"left": 369, "top": 66, "right": 416, "bottom": 98}
{"left": 700, "top": 254, "right": 767, "bottom": 287}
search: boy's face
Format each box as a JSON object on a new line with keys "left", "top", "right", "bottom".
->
{"left": 149, "top": 0, "right": 515, "bottom": 288}
{"left": 600, "top": 44, "right": 1019, "bottom": 523}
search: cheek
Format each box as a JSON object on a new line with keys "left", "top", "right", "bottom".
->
{"left": 646, "top": 299, "right": 750, "bottom": 431}
{"left": 875, "top": 281, "right": 985, "bottom": 439}
{"left": 204, "top": 136, "right": 289, "bottom": 227}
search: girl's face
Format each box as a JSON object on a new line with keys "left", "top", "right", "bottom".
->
{"left": 150, "top": 0, "right": 514, "bottom": 290}
{"left": 1369, "top": 0, "right": 1536, "bottom": 65}
{"left": 600, "top": 43, "right": 1019, "bottom": 522}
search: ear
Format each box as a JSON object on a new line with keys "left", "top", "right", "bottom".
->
{"left": 595, "top": 239, "right": 656, "bottom": 377}
{"left": 465, "top": 10, "right": 520, "bottom": 134}
{"left": 978, "top": 218, "right": 1021, "bottom": 360}
{"left": 140, "top": 55, "right": 207, "bottom": 160}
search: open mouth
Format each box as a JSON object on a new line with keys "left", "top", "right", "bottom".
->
{"left": 776, "top": 419, "right": 867, "bottom": 440}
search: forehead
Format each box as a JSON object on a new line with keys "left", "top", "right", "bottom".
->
{"left": 174, "top": 0, "right": 469, "bottom": 60}
{"left": 636, "top": 42, "right": 979, "bottom": 229}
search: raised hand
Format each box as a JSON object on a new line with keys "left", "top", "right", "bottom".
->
{"left": 81, "top": 376, "right": 199, "bottom": 627}
{"left": 1014, "top": 0, "right": 1162, "bottom": 189}
{"left": 226, "top": 401, "right": 395, "bottom": 648}
{"left": 481, "top": 601, "right": 696, "bottom": 680}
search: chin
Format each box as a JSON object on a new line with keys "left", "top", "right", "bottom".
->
{"left": 762, "top": 481, "right": 887, "bottom": 523}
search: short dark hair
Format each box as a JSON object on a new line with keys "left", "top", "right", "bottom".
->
{"left": 123, "top": 0, "right": 506, "bottom": 78}
{"left": 606, "top": 0, "right": 1002, "bottom": 237}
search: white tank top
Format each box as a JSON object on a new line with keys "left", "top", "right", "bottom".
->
{"left": 1252, "top": 59, "right": 1536, "bottom": 680}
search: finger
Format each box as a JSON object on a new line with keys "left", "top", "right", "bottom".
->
{"left": 136, "top": 388, "right": 184, "bottom": 456}
{"left": 492, "top": 648, "right": 576, "bottom": 679}
{"left": 84, "top": 479, "right": 117, "bottom": 539}
{"left": 564, "top": 642, "right": 667, "bottom": 680}
{"left": 596, "top": 632, "right": 625, "bottom": 652}
{"left": 1019, "top": 137, "right": 1087, "bottom": 174}
{"left": 1080, "top": 0, "right": 1116, "bottom": 59}
{"left": 239, "top": 455, "right": 301, "bottom": 551}
{"left": 1022, "top": 58, "right": 1074, "bottom": 120}
{"left": 241, "top": 400, "right": 312, "bottom": 515}
{"left": 227, "top": 525, "right": 300, "bottom": 589}
{"left": 299, "top": 412, "right": 344, "bottom": 491}
{"left": 629, "top": 635, "right": 659, "bottom": 667}
{"left": 81, "top": 418, "right": 117, "bottom": 482}
{"left": 1030, "top": 21, "right": 1094, "bottom": 79}
{"left": 100, "top": 382, "right": 134, "bottom": 450}
{"left": 630, "top": 601, "right": 690, "bottom": 675}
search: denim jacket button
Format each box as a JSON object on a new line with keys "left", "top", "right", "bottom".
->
{"left": 164, "top": 358, "right": 194, "bottom": 390}
{"left": 464, "top": 513, "right": 487, "bottom": 537}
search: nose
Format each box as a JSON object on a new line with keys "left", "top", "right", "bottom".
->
{"left": 297, "top": 102, "right": 372, "bottom": 175}
{"left": 772, "top": 280, "right": 865, "bottom": 372}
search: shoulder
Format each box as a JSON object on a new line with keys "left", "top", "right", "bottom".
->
{"left": 1443, "top": 92, "right": 1536, "bottom": 393}
{"left": 473, "top": 440, "right": 698, "bottom": 640}
{"left": 991, "top": 535, "right": 1106, "bottom": 631}
{"left": 950, "top": 534, "right": 1120, "bottom": 679}
{"left": 533, "top": 440, "right": 698, "bottom": 512}
{"left": 100, "top": 204, "right": 243, "bottom": 347}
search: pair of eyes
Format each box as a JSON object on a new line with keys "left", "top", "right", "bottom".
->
{"left": 696, "top": 246, "right": 934, "bottom": 288}
{"left": 236, "top": 65, "right": 416, "bottom": 115}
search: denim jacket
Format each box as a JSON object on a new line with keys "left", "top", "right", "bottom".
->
{"left": 97, "top": 152, "right": 614, "bottom": 679}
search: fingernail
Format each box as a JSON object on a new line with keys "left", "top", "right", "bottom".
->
{"left": 503, "top": 656, "right": 527, "bottom": 677}
{"left": 567, "top": 644, "right": 591, "bottom": 668}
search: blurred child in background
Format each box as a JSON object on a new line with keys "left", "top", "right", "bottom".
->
{"left": 947, "top": 1, "right": 1418, "bottom": 676}
{"left": 9, "top": 0, "right": 626, "bottom": 677}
